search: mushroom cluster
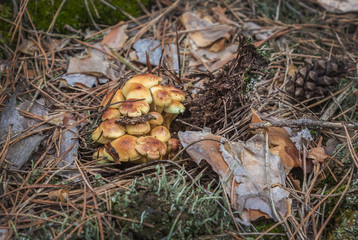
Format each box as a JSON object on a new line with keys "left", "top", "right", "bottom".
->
{"left": 92, "top": 73, "right": 185, "bottom": 164}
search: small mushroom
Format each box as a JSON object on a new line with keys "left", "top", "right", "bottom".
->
{"left": 135, "top": 136, "right": 167, "bottom": 160}
{"left": 165, "top": 85, "right": 185, "bottom": 102}
{"left": 102, "top": 108, "right": 121, "bottom": 120}
{"left": 101, "top": 89, "right": 125, "bottom": 108}
{"left": 119, "top": 98, "right": 150, "bottom": 117}
{"left": 122, "top": 82, "right": 153, "bottom": 104}
{"left": 147, "top": 112, "right": 163, "bottom": 128}
{"left": 167, "top": 138, "right": 180, "bottom": 152}
{"left": 91, "top": 127, "right": 111, "bottom": 144}
{"left": 99, "top": 119, "right": 126, "bottom": 138}
{"left": 126, "top": 121, "right": 151, "bottom": 135}
{"left": 103, "top": 135, "right": 141, "bottom": 162}
{"left": 163, "top": 100, "right": 185, "bottom": 129}
{"left": 125, "top": 73, "right": 162, "bottom": 89}
{"left": 150, "top": 85, "right": 172, "bottom": 113}
{"left": 151, "top": 126, "right": 171, "bottom": 143}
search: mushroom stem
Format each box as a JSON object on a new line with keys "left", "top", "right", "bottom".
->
{"left": 163, "top": 113, "right": 178, "bottom": 129}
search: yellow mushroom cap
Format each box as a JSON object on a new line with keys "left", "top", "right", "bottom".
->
{"left": 91, "top": 127, "right": 111, "bottom": 144}
{"left": 151, "top": 126, "right": 171, "bottom": 143}
{"left": 126, "top": 121, "right": 151, "bottom": 135}
{"left": 122, "top": 83, "right": 153, "bottom": 104}
{"left": 101, "top": 89, "right": 125, "bottom": 108}
{"left": 125, "top": 73, "right": 162, "bottom": 89}
{"left": 148, "top": 112, "right": 163, "bottom": 127}
{"left": 102, "top": 108, "right": 121, "bottom": 120}
{"left": 100, "top": 119, "right": 126, "bottom": 138}
{"left": 165, "top": 85, "right": 185, "bottom": 102}
{"left": 119, "top": 98, "right": 150, "bottom": 117}
{"left": 151, "top": 85, "right": 172, "bottom": 108}
{"left": 103, "top": 135, "right": 141, "bottom": 162}
{"left": 135, "top": 136, "right": 167, "bottom": 160}
{"left": 164, "top": 100, "right": 185, "bottom": 114}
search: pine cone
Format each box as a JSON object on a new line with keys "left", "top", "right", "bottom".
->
{"left": 286, "top": 58, "right": 348, "bottom": 101}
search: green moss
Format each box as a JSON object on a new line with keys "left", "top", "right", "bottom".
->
{"left": 110, "top": 166, "right": 235, "bottom": 239}
{"left": 26, "top": 0, "right": 150, "bottom": 33}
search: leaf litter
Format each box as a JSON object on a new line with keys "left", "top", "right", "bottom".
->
{"left": 1, "top": 1, "right": 358, "bottom": 239}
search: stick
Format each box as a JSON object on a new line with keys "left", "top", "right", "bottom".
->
{"left": 250, "top": 119, "right": 358, "bottom": 130}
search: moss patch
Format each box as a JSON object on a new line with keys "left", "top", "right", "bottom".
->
{"left": 26, "top": 0, "right": 150, "bottom": 32}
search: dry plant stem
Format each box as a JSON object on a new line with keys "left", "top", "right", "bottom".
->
{"left": 315, "top": 169, "right": 353, "bottom": 240}
{"left": 343, "top": 125, "right": 358, "bottom": 168}
{"left": 251, "top": 119, "right": 358, "bottom": 130}
{"left": 288, "top": 168, "right": 353, "bottom": 240}
{"left": 321, "top": 84, "right": 354, "bottom": 121}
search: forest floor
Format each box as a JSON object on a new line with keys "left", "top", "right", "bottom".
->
{"left": 0, "top": 0, "right": 357, "bottom": 239}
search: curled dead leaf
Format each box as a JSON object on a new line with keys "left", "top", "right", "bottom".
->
{"left": 251, "top": 109, "right": 300, "bottom": 171}
{"left": 48, "top": 189, "right": 70, "bottom": 202}
{"left": 178, "top": 130, "right": 289, "bottom": 224}
{"left": 308, "top": 147, "right": 329, "bottom": 165}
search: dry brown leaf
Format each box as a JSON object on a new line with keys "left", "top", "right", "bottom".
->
{"left": 59, "top": 74, "right": 97, "bottom": 89}
{"left": 308, "top": 147, "right": 329, "bottom": 165}
{"left": 48, "top": 189, "right": 70, "bottom": 202}
{"left": 18, "top": 39, "right": 39, "bottom": 55}
{"left": 181, "top": 12, "right": 232, "bottom": 48}
{"left": 288, "top": 64, "right": 297, "bottom": 78}
{"left": 251, "top": 109, "right": 300, "bottom": 171}
{"left": 67, "top": 44, "right": 115, "bottom": 80}
{"left": 178, "top": 131, "right": 289, "bottom": 224}
{"left": 101, "top": 24, "right": 128, "bottom": 53}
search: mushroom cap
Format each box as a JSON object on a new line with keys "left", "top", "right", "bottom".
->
{"left": 148, "top": 112, "right": 163, "bottom": 127}
{"left": 104, "top": 135, "right": 141, "bottom": 162}
{"left": 100, "top": 119, "right": 126, "bottom": 138}
{"left": 93, "top": 147, "right": 110, "bottom": 163}
{"left": 125, "top": 73, "right": 162, "bottom": 89}
{"left": 164, "top": 100, "right": 185, "bottom": 114}
{"left": 91, "top": 127, "right": 111, "bottom": 144}
{"left": 102, "top": 108, "right": 121, "bottom": 120}
{"left": 119, "top": 98, "right": 150, "bottom": 117}
{"left": 151, "top": 126, "right": 171, "bottom": 143}
{"left": 165, "top": 85, "right": 185, "bottom": 102}
{"left": 126, "top": 121, "right": 151, "bottom": 135}
{"left": 101, "top": 89, "right": 125, "bottom": 108}
{"left": 122, "top": 83, "right": 153, "bottom": 104}
{"left": 151, "top": 85, "right": 172, "bottom": 107}
{"left": 135, "top": 136, "right": 167, "bottom": 160}
{"left": 168, "top": 138, "right": 180, "bottom": 151}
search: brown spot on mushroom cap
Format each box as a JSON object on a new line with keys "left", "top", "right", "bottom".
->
{"left": 165, "top": 85, "right": 185, "bottom": 102}
{"left": 119, "top": 99, "right": 150, "bottom": 117}
{"left": 91, "top": 127, "right": 111, "bottom": 144}
{"left": 103, "top": 135, "right": 140, "bottom": 162}
{"left": 148, "top": 112, "right": 163, "bottom": 127}
{"left": 102, "top": 108, "right": 121, "bottom": 120}
{"left": 135, "top": 136, "right": 167, "bottom": 160}
{"left": 100, "top": 119, "right": 126, "bottom": 138}
{"left": 151, "top": 126, "right": 171, "bottom": 143}
{"left": 125, "top": 73, "right": 162, "bottom": 89}
{"left": 101, "top": 90, "right": 125, "bottom": 108}
{"left": 151, "top": 85, "right": 172, "bottom": 107}
{"left": 126, "top": 121, "right": 151, "bottom": 135}
{"left": 122, "top": 82, "right": 153, "bottom": 104}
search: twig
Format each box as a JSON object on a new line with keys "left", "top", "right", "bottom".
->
{"left": 250, "top": 119, "right": 358, "bottom": 130}
{"left": 321, "top": 83, "right": 354, "bottom": 120}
